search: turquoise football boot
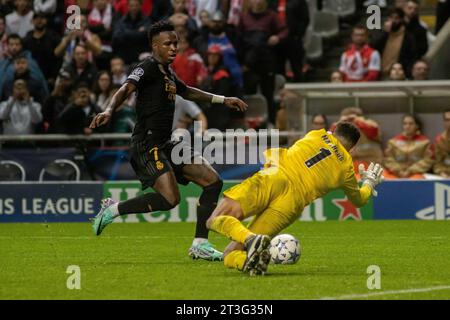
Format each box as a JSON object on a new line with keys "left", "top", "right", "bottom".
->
{"left": 92, "top": 198, "right": 117, "bottom": 236}
{"left": 188, "top": 241, "right": 224, "bottom": 261}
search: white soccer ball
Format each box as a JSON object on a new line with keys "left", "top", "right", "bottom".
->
{"left": 269, "top": 234, "right": 301, "bottom": 265}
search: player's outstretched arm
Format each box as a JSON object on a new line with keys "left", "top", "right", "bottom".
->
{"left": 182, "top": 86, "right": 248, "bottom": 112}
{"left": 89, "top": 82, "right": 136, "bottom": 129}
{"left": 343, "top": 162, "right": 384, "bottom": 208}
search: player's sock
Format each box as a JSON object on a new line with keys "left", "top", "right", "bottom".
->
{"left": 195, "top": 179, "right": 223, "bottom": 239}
{"left": 192, "top": 238, "right": 208, "bottom": 246}
{"left": 109, "top": 203, "right": 120, "bottom": 218}
{"left": 224, "top": 250, "right": 246, "bottom": 270}
{"left": 117, "top": 192, "right": 175, "bottom": 215}
{"left": 210, "top": 215, "right": 253, "bottom": 244}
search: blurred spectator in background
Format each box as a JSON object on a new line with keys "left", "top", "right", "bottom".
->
{"left": 0, "top": 15, "right": 8, "bottom": 59}
{"left": 388, "top": 62, "right": 406, "bottom": 80}
{"left": 411, "top": 59, "right": 429, "bottom": 80}
{"left": 87, "top": 0, "right": 116, "bottom": 71}
{"left": 372, "top": 7, "right": 417, "bottom": 79}
{"left": 384, "top": 114, "right": 433, "bottom": 179}
{"left": 169, "top": 0, "right": 198, "bottom": 35}
{"left": 201, "top": 44, "right": 233, "bottom": 130}
{"left": 436, "top": 0, "right": 450, "bottom": 35}
{"left": 1, "top": 53, "right": 49, "bottom": 104}
{"left": 238, "top": 0, "right": 288, "bottom": 126}
{"left": 23, "top": 11, "right": 61, "bottom": 88}
{"left": 194, "top": 11, "right": 243, "bottom": 91}
{"left": 173, "top": 95, "right": 207, "bottom": 134}
{"left": 271, "top": 0, "right": 310, "bottom": 82}
{"left": 0, "top": 79, "right": 43, "bottom": 135}
{"left": 55, "top": 82, "right": 101, "bottom": 135}
{"left": 110, "top": 56, "right": 127, "bottom": 85}
{"left": 339, "top": 25, "right": 380, "bottom": 82}
{"left": 433, "top": 109, "right": 450, "bottom": 178}
{"left": 92, "top": 70, "right": 113, "bottom": 111}
{"left": 112, "top": 0, "right": 151, "bottom": 65}
{"left": 330, "top": 70, "right": 344, "bottom": 83}
{"left": 198, "top": 9, "right": 210, "bottom": 29}
{"left": 172, "top": 32, "right": 207, "bottom": 87}
{"left": 403, "top": 0, "right": 428, "bottom": 58}
{"left": 42, "top": 69, "right": 73, "bottom": 133}
{"left": 62, "top": 44, "right": 98, "bottom": 88}
{"left": 5, "top": 0, "right": 33, "bottom": 38}
{"left": 114, "top": 0, "right": 153, "bottom": 17}
{"left": 188, "top": 0, "right": 220, "bottom": 28}
{"left": 54, "top": 14, "right": 102, "bottom": 68}
{"left": 330, "top": 107, "right": 383, "bottom": 167}
{"left": 33, "top": 0, "right": 57, "bottom": 15}
{"left": 0, "top": 0, "right": 15, "bottom": 17}
{"left": 0, "top": 34, "right": 46, "bottom": 94}
{"left": 311, "top": 113, "right": 328, "bottom": 131}
{"left": 226, "top": 0, "right": 245, "bottom": 27}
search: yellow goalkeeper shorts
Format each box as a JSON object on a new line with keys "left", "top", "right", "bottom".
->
{"left": 223, "top": 167, "right": 302, "bottom": 237}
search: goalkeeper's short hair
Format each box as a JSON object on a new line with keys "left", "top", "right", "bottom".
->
{"left": 334, "top": 121, "right": 361, "bottom": 147}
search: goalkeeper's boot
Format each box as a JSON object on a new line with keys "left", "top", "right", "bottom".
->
{"left": 249, "top": 249, "right": 271, "bottom": 276}
{"left": 188, "top": 241, "right": 224, "bottom": 261}
{"left": 92, "top": 198, "right": 117, "bottom": 236}
{"left": 243, "top": 234, "right": 271, "bottom": 275}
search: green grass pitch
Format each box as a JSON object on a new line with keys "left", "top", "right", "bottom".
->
{"left": 1, "top": 220, "right": 450, "bottom": 300}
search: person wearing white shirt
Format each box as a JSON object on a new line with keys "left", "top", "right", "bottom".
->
{"left": 5, "top": 0, "right": 34, "bottom": 38}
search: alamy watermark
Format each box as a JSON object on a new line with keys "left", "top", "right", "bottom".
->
{"left": 66, "top": 5, "right": 81, "bottom": 30}
{"left": 366, "top": 5, "right": 382, "bottom": 30}
{"left": 366, "top": 265, "right": 381, "bottom": 290}
{"left": 66, "top": 265, "right": 81, "bottom": 290}
{"left": 171, "top": 121, "right": 280, "bottom": 165}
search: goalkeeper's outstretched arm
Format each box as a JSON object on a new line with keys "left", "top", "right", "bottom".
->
{"left": 343, "top": 162, "right": 384, "bottom": 208}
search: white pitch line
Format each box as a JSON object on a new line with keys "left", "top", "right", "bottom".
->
{"left": 321, "top": 285, "right": 450, "bottom": 300}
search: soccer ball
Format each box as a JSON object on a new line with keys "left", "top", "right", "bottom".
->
{"left": 269, "top": 234, "right": 301, "bottom": 265}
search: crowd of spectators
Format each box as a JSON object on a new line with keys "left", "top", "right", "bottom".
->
{"left": 0, "top": 0, "right": 313, "bottom": 136}
{"left": 0, "top": 0, "right": 449, "bottom": 180}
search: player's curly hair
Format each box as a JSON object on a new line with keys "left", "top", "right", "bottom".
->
{"left": 147, "top": 20, "right": 175, "bottom": 45}
{"left": 334, "top": 121, "right": 361, "bottom": 147}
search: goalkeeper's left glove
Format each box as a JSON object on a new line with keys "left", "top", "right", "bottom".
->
{"left": 358, "top": 162, "right": 384, "bottom": 196}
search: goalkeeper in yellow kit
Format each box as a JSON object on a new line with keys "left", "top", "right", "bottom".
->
{"left": 206, "top": 121, "right": 384, "bottom": 275}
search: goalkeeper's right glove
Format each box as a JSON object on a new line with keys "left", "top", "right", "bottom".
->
{"left": 358, "top": 162, "right": 384, "bottom": 196}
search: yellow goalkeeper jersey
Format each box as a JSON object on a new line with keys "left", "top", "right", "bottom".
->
{"left": 264, "top": 129, "right": 372, "bottom": 209}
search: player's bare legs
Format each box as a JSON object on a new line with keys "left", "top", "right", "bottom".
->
{"left": 92, "top": 171, "right": 180, "bottom": 236}
{"left": 182, "top": 157, "right": 224, "bottom": 261}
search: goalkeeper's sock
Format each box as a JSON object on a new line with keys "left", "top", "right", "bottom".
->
{"left": 209, "top": 215, "right": 253, "bottom": 244}
{"left": 224, "top": 250, "right": 247, "bottom": 271}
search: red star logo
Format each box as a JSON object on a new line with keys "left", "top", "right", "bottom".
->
{"left": 333, "top": 197, "right": 362, "bottom": 221}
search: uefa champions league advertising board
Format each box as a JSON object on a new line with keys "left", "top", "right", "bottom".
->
{"left": 0, "top": 180, "right": 449, "bottom": 222}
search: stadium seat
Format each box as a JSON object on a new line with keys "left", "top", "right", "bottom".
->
{"left": 39, "top": 159, "right": 81, "bottom": 181}
{"left": 322, "top": 0, "right": 356, "bottom": 18}
{"left": 312, "top": 11, "right": 339, "bottom": 38}
{"left": 243, "top": 94, "right": 268, "bottom": 129}
{"left": 304, "top": 28, "right": 323, "bottom": 61}
{"left": 0, "top": 160, "right": 26, "bottom": 181}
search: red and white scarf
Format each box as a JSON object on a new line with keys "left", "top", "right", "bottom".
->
{"left": 88, "top": 3, "right": 113, "bottom": 30}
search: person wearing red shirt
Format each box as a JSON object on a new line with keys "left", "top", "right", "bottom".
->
{"left": 172, "top": 33, "right": 207, "bottom": 87}
{"left": 339, "top": 25, "right": 381, "bottom": 82}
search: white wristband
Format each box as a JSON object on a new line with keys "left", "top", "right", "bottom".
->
{"left": 211, "top": 95, "right": 225, "bottom": 104}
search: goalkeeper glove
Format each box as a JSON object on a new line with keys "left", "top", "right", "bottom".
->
{"left": 358, "top": 162, "right": 384, "bottom": 196}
